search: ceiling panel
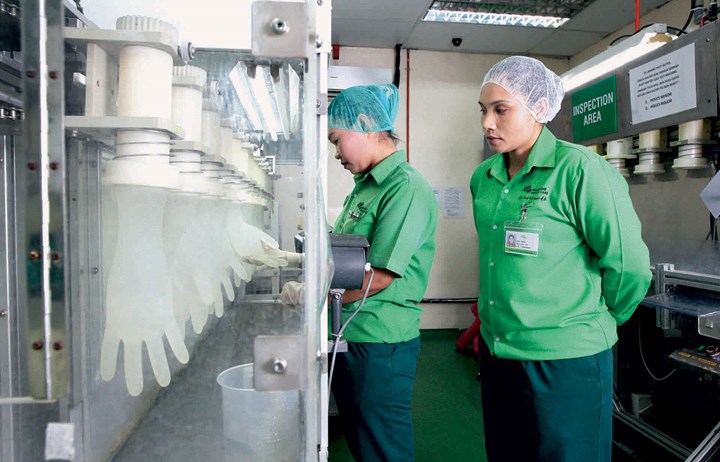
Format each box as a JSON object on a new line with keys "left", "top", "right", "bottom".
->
{"left": 405, "top": 21, "right": 555, "bottom": 54}
{"left": 330, "top": 0, "right": 674, "bottom": 57}
{"left": 331, "top": 19, "right": 418, "bottom": 48}
{"left": 564, "top": 0, "right": 671, "bottom": 33}
{"left": 332, "top": 0, "right": 434, "bottom": 21}
{"left": 527, "top": 29, "right": 608, "bottom": 56}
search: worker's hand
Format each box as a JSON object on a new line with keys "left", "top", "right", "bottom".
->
{"left": 280, "top": 281, "right": 304, "bottom": 307}
{"left": 244, "top": 239, "right": 304, "bottom": 270}
{"left": 260, "top": 240, "right": 304, "bottom": 268}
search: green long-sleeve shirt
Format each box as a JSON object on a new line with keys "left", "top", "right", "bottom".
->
{"left": 470, "top": 127, "right": 651, "bottom": 360}
{"left": 334, "top": 150, "right": 437, "bottom": 343}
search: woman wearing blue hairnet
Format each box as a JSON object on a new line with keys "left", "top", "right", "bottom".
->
{"left": 327, "top": 84, "right": 437, "bottom": 461}
{"left": 470, "top": 56, "right": 652, "bottom": 461}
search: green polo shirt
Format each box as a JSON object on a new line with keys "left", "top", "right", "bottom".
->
{"left": 470, "top": 127, "right": 651, "bottom": 360}
{"left": 333, "top": 150, "right": 437, "bottom": 343}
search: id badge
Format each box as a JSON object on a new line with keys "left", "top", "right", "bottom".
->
{"left": 504, "top": 221, "right": 543, "bottom": 256}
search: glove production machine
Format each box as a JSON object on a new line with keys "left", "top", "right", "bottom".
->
{"left": 0, "top": 0, "right": 335, "bottom": 460}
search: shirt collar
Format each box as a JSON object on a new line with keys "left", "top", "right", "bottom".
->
{"left": 486, "top": 127, "right": 557, "bottom": 181}
{"left": 354, "top": 150, "right": 406, "bottom": 185}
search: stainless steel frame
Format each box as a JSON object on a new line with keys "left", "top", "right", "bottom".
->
{"left": 549, "top": 21, "right": 720, "bottom": 144}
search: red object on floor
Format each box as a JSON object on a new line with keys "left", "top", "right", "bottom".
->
{"left": 455, "top": 302, "right": 480, "bottom": 355}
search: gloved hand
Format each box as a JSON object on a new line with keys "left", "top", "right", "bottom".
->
{"left": 260, "top": 240, "right": 304, "bottom": 268}
{"left": 280, "top": 281, "right": 304, "bottom": 307}
{"left": 225, "top": 210, "right": 288, "bottom": 271}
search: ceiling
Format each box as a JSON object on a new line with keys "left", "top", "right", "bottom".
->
{"left": 330, "top": 0, "right": 673, "bottom": 58}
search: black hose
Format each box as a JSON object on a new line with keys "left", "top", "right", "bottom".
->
{"left": 393, "top": 44, "right": 402, "bottom": 88}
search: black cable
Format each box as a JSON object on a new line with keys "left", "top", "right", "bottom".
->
{"left": 666, "top": 25, "right": 688, "bottom": 35}
{"left": 682, "top": 0, "right": 704, "bottom": 31}
{"left": 681, "top": 10, "right": 694, "bottom": 31}
{"left": 609, "top": 23, "right": 654, "bottom": 47}
{"left": 393, "top": 44, "right": 402, "bottom": 89}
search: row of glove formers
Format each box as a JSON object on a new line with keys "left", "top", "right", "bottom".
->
{"left": 587, "top": 118, "right": 717, "bottom": 177}
{"left": 99, "top": 16, "right": 288, "bottom": 396}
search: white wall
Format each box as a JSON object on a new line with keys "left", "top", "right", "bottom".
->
{"left": 274, "top": 164, "right": 305, "bottom": 251}
{"left": 327, "top": 47, "right": 568, "bottom": 329}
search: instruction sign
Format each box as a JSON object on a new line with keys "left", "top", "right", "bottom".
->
{"left": 571, "top": 76, "right": 618, "bottom": 142}
{"left": 629, "top": 43, "right": 696, "bottom": 124}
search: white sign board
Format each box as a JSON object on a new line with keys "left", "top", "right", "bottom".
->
{"left": 629, "top": 43, "right": 697, "bottom": 125}
{"left": 443, "top": 187, "right": 465, "bottom": 218}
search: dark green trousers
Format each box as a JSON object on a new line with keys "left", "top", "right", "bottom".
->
{"left": 479, "top": 341, "right": 613, "bottom": 462}
{"left": 331, "top": 337, "right": 420, "bottom": 462}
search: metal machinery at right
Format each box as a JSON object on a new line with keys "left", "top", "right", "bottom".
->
{"left": 550, "top": 20, "right": 720, "bottom": 462}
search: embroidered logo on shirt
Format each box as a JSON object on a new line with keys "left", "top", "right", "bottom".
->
{"left": 519, "top": 184, "right": 549, "bottom": 202}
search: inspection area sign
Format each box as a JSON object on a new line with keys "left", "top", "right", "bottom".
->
{"left": 571, "top": 76, "right": 618, "bottom": 142}
{"left": 629, "top": 43, "right": 696, "bottom": 124}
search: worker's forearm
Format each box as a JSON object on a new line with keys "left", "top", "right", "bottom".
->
{"left": 341, "top": 267, "right": 395, "bottom": 303}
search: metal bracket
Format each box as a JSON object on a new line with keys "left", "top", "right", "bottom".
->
{"left": 699, "top": 312, "right": 720, "bottom": 340}
{"left": 252, "top": 2, "right": 311, "bottom": 58}
{"left": 316, "top": 93, "right": 328, "bottom": 115}
{"left": 253, "top": 335, "right": 308, "bottom": 391}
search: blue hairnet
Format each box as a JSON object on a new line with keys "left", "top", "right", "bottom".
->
{"left": 328, "top": 84, "right": 399, "bottom": 133}
{"left": 482, "top": 56, "right": 564, "bottom": 123}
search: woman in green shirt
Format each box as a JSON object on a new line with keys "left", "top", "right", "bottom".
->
{"left": 471, "top": 56, "right": 651, "bottom": 461}
{"left": 328, "top": 84, "right": 437, "bottom": 461}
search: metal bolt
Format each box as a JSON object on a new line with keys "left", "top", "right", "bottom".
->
{"left": 50, "top": 162, "right": 59, "bottom": 170}
{"left": 272, "top": 357, "right": 288, "bottom": 374}
{"left": 91, "top": 267, "right": 99, "bottom": 274}
{"left": 27, "top": 162, "right": 37, "bottom": 171}
{"left": 32, "top": 340, "right": 44, "bottom": 350}
{"left": 316, "top": 99, "right": 321, "bottom": 108}
{"left": 0, "top": 310, "right": 7, "bottom": 318}
{"left": 52, "top": 341, "right": 63, "bottom": 351}
{"left": 51, "top": 251, "right": 61, "bottom": 261}
{"left": 270, "top": 18, "right": 289, "bottom": 35}
{"left": 317, "top": 0, "right": 323, "bottom": 4}
{"left": 29, "top": 250, "right": 40, "bottom": 260}
{"left": 49, "top": 70, "right": 58, "bottom": 80}
{"left": 26, "top": 69, "right": 36, "bottom": 78}
{"left": 316, "top": 38, "right": 324, "bottom": 48}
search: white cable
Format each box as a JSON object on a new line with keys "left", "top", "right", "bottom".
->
{"left": 327, "top": 267, "right": 375, "bottom": 396}
{"left": 638, "top": 320, "right": 676, "bottom": 381}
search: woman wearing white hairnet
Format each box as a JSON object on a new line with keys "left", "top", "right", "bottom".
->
{"left": 470, "top": 56, "right": 651, "bottom": 461}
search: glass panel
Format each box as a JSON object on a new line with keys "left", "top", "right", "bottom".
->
{"left": 0, "top": 0, "right": 330, "bottom": 462}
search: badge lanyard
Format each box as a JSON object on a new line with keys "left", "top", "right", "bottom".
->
{"left": 504, "top": 203, "right": 543, "bottom": 257}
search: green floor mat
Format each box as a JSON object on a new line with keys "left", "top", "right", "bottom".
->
{"left": 328, "top": 329, "right": 487, "bottom": 461}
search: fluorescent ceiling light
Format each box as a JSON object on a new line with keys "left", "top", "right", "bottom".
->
{"left": 561, "top": 24, "right": 674, "bottom": 92}
{"left": 229, "top": 62, "right": 263, "bottom": 132}
{"left": 424, "top": 10, "right": 569, "bottom": 28}
{"left": 423, "top": 0, "right": 588, "bottom": 28}
{"left": 229, "top": 61, "right": 297, "bottom": 142}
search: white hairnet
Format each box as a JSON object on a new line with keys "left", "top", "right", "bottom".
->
{"left": 481, "top": 56, "right": 564, "bottom": 123}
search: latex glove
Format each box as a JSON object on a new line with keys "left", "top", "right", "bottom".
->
{"left": 259, "top": 240, "right": 304, "bottom": 268}
{"left": 225, "top": 209, "right": 287, "bottom": 272}
{"left": 100, "top": 186, "right": 189, "bottom": 397}
{"left": 165, "top": 193, "right": 211, "bottom": 335}
{"left": 280, "top": 281, "right": 304, "bottom": 306}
